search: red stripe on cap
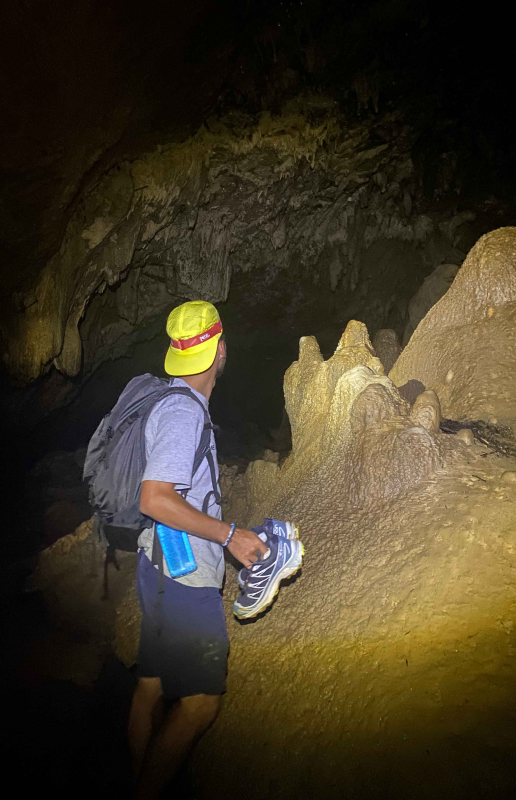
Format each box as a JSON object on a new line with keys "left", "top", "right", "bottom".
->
{"left": 170, "top": 320, "right": 222, "bottom": 351}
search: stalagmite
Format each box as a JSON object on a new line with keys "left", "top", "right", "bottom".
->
{"left": 391, "top": 227, "right": 516, "bottom": 422}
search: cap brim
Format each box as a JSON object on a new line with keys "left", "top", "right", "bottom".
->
{"left": 164, "top": 334, "right": 220, "bottom": 376}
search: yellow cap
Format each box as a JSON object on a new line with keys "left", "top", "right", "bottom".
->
{"left": 164, "top": 301, "right": 223, "bottom": 376}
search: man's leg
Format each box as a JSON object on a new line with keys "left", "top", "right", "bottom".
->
{"left": 135, "top": 692, "right": 222, "bottom": 800}
{"left": 128, "top": 677, "right": 165, "bottom": 778}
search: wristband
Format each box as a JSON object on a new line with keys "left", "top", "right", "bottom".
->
{"left": 222, "top": 523, "right": 236, "bottom": 547}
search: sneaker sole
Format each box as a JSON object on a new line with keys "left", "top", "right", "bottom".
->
{"left": 237, "top": 521, "right": 300, "bottom": 589}
{"left": 233, "top": 541, "right": 304, "bottom": 619}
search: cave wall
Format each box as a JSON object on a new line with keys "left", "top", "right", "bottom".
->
{"left": 3, "top": 0, "right": 515, "bottom": 449}
{"left": 3, "top": 106, "right": 474, "bottom": 390}
{"left": 3, "top": 0, "right": 515, "bottom": 435}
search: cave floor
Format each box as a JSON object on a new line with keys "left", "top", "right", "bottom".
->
{"left": 4, "top": 452, "right": 516, "bottom": 799}
{"left": 4, "top": 596, "right": 516, "bottom": 800}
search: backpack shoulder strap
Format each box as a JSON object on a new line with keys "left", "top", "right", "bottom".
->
{"left": 201, "top": 446, "right": 221, "bottom": 514}
{"left": 161, "top": 380, "right": 213, "bottom": 480}
{"left": 160, "top": 381, "right": 220, "bottom": 514}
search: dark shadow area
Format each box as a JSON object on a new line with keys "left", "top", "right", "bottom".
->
{"left": 398, "top": 379, "right": 426, "bottom": 405}
{"left": 3, "top": 660, "right": 136, "bottom": 800}
{"left": 4, "top": 605, "right": 516, "bottom": 799}
{"left": 440, "top": 418, "right": 516, "bottom": 457}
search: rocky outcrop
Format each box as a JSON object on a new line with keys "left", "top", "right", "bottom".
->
{"left": 30, "top": 519, "right": 137, "bottom": 685}
{"left": 187, "top": 315, "right": 515, "bottom": 799}
{"left": 240, "top": 320, "right": 462, "bottom": 521}
{"left": 372, "top": 327, "right": 402, "bottom": 373}
{"left": 402, "top": 262, "right": 460, "bottom": 345}
{"left": 390, "top": 227, "right": 516, "bottom": 423}
{"left": 3, "top": 108, "right": 476, "bottom": 386}
{"left": 235, "top": 321, "right": 467, "bottom": 533}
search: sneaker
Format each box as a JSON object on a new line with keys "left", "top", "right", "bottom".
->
{"left": 237, "top": 519, "right": 299, "bottom": 589}
{"left": 233, "top": 534, "right": 304, "bottom": 619}
{"left": 266, "top": 518, "right": 300, "bottom": 541}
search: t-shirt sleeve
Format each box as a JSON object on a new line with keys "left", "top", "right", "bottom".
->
{"left": 142, "top": 402, "right": 204, "bottom": 489}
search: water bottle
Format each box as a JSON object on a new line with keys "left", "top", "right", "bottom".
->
{"left": 155, "top": 523, "right": 197, "bottom": 578}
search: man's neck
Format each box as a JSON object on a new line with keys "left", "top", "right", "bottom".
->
{"left": 179, "top": 370, "right": 216, "bottom": 401}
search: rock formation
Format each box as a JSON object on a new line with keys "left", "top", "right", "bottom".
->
{"left": 188, "top": 238, "right": 516, "bottom": 795}
{"left": 30, "top": 519, "right": 137, "bottom": 685}
{"left": 402, "top": 262, "right": 460, "bottom": 345}
{"left": 3, "top": 108, "right": 475, "bottom": 394}
{"left": 390, "top": 227, "right": 516, "bottom": 423}
{"left": 372, "top": 328, "right": 402, "bottom": 373}
{"left": 31, "top": 228, "right": 516, "bottom": 797}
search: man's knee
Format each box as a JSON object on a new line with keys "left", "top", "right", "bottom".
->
{"left": 178, "top": 693, "right": 222, "bottom": 730}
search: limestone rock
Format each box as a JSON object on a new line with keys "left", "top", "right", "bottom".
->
{"left": 284, "top": 321, "right": 384, "bottom": 460}
{"left": 501, "top": 470, "right": 516, "bottom": 484}
{"left": 3, "top": 110, "right": 474, "bottom": 386}
{"left": 402, "top": 262, "right": 459, "bottom": 345}
{"left": 31, "top": 519, "right": 136, "bottom": 684}
{"left": 114, "top": 580, "right": 141, "bottom": 669}
{"left": 218, "top": 464, "right": 241, "bottom": 501}
{"left": 390, "top": 227, "right": 516, "bottom": 422}
{"left": 456, "top": 427, "right": 475, "bottom": 445}
{"left": 245, "top": 323, "right": 467, "bottom": 524}
{"left": 191, "top": 322, "right": 516, "bottom": 800}
{"left": 372, "top": 328, "right": 402, "bottom": 373}
{"left": 410, "top": 388, "right": 441, "bottom": 433}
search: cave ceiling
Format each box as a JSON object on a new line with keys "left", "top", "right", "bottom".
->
{"left": 1, "top": 0, "right": 514, "bottom": 398}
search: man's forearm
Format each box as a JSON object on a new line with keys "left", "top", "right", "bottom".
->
{"left": 140, "top": 480, "right": 230, "bottom": 544}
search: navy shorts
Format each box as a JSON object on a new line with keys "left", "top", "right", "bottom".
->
{"left": 136, "top": 551, "right": 229, "bottom": 699}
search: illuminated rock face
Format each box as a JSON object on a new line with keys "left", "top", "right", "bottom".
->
{"left": 113, "top": 286, "right": 516, "bottom": 795}
{"left": 242, "top": 320, "right": 463, "bottom": 520}
{"left": 189, "top": 332, "right": 515, "bottom": 798}
{"left": 33, "top": 231, "right": 516, "bottom": 796}
{"left": 402, "top": 262, "right": 460, "bottom": 346}
{"left": 3, "top": 110, "right": 473, "bottom": 386}
{"left": 390, "top": 227, "right": 516, "bottom": 423}
{"left": 190, "top": 237, "right": 516, "bottom": 795}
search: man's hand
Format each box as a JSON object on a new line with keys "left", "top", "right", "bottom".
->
{"left": 228, "top": 528, "right": 269, "bottom": 569}
{"left": 140, "top": 481, "right": 269, "bottom": 567}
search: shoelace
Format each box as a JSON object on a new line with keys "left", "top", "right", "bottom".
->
{"left": 244, "top": 562, "right": 276, "bottom": 599}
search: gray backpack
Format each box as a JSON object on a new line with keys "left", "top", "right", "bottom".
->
{"left": 83, "top": 373, "right": 220, "bottom": 594}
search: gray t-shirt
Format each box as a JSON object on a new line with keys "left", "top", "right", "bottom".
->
{"left": 137, "top": 378, "right": 224, "bottom": 589}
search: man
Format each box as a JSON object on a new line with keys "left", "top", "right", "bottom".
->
{"left": 128, "top": 300, "right": 268, "bottom": 799}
